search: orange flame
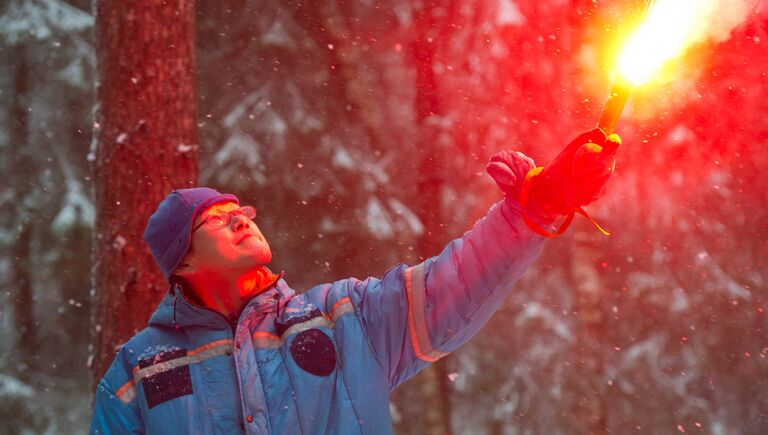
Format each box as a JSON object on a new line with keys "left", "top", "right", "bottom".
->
{"left": 617, "top": 0, "right": 720, "bottom": 86}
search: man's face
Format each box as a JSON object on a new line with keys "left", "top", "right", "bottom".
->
{"left": 181, "top": 201, "right": 272, "bottom": 276}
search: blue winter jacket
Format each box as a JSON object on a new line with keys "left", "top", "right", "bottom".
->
{"left": 89, "top": 199, "right": 546, "bottom": 434}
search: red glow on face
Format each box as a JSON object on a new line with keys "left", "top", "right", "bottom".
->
{"left": 186, "top": 202, "right": 272, "bottom": 274}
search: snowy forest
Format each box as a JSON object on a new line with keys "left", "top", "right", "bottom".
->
{"left": 1, "top": 0, "right": 767, "bottom": 433}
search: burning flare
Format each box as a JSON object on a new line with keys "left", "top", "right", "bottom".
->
{"left": 617, "top": 0, "right": 751, "bottom": 86}
{"left": 598, "top": 0, "right": 754, "bottom": 134}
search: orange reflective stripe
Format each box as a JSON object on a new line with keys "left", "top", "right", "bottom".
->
{"left": 251, "top": 331, "right": 281, "bottom": 349}
{"left": 189, "top": 339, "right": 233, "bottom": 356}
{"left": 252, "top": 298, "right": 354, "bottom": 349}
{"left": 283, "top": 316, "right": 329, "bottom": 337}
{"left": 134, "top": 340, "right": 233, "bottom": 381}
{"left": 252, "top": 331, "right": 280, "bottom": 340}
{"left": 330, "top": 297, "right": 354, "bottom": 322}
{"left": 115, "top": 380, "right": 136, "bottom": 404}
{"left": 115, "top": 340, "right": 236, "bottom": 405}
{"left": 405, "top": 264, "right": 448, "bottom": 362}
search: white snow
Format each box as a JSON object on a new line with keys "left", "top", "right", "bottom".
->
{"left": 177, "top": 143, "right": 195, "bottom": 153}
{"left": 386, "top": 198, "right": 424, "bottom": 235}
{"left": 112, "top": 235, "right": 127, "bottom": 251}
{"left": 365, "top": 198, "right": 395, "bottom": 239}
{"left": 332, "top": 147, "right": 355, "bottom": 170}
{"left": 515, "top": 302, "right": 573, "bottom": 342}
{"left": 694, "top": 250, "right": 751, "bottom": 299}
{"left": 51, "top": 179, "right": 95, "bottom": 233}
{"left": 0, "top": 0, "right": 92, "bottom": 45}
{"left": 0, "top": 373, "right": 34, "bottom": 399}
{"left": 261, "top": 21, "right": 297, "bottom": 49}
{"left": 205, "top": 132, "right": 267, "bottom": 186}
{"left": 496, "top": 0, "right": 525, "bottom": 26}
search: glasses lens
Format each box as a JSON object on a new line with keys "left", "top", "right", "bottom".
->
{"left": 207, "top": 213, "right": 228, "bottom": 227}
{"left": 196, "top": 206, "right": 256, "bottom": 231}
{"left": 240, "top": 206, "right": 256, "bottom": 219}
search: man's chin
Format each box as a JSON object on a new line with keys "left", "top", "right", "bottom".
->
{"left": 253, "top": 247, "right": 272, "bottom": 265}
{"left": 243, "top": 253, "right": 272, "bottom": 269}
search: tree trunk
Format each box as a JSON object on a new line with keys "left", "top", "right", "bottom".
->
{"left": 571, "top": 231, "right": 607, "bottom": 433}
{"left": 12, "top": 223, "right": 37, "bottom": 379}
{"left": 91, "top": 0, "right": 199, "bottom": 386}
{"left": 405, "top": 5, "right": 453, "bottom": 433}
{"left": 10, "top": 42, "right": 38, "bottom": 380}
{"left": 58, "top": 220, "right": 91, "bottom": 376}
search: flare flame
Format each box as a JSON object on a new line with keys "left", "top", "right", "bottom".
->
{"left": 617, "top": 0, "right": 754, "bottom": 86}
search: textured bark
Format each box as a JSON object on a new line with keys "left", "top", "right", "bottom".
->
{"left": 570, "top": 231, "right": 607, "bottom": 433}
{"left": 10, "top": 42, "right": 38, "bottom": 380}
{"left": 12, "top": 224, "right": 37, "bottom": 379}
{"left": 59, "top": 221, "right": 91, "bottom": 375}
{"left": 405, "top": 4, "right": 453, "bottom": 434}
{"left": 91, "top": 0, "right": 199, "bottom": 386}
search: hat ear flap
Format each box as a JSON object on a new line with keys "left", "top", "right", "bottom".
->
{"left": 174, "top": 260, "right": 195, "bottom": 276}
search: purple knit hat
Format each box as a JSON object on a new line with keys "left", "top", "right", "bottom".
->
{"left": 143, "top": 187, "right": 239, "bottom": 281}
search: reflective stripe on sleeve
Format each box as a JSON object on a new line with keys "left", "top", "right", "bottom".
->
{"left": 115, "top": 380, "right": 136, "bottom": 404}
{"left": 405, "top": 264, "right": 449, "bottom": 362}
{"left": 330, "top": 297, "right": 354, "bottom": 322}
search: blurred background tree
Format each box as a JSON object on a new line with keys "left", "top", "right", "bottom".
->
{"left": 0, "top": 0, "right": 94, "bottom": 432}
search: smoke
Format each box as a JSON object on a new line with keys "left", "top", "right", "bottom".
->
{"left": 685, "top": 0, "right": 761, "bottom": 45}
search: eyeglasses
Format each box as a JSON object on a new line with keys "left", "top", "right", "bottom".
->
{"left": 192, "top": 206, "right": 257, "bottom": 233}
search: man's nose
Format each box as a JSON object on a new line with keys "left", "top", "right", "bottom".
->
{"left": 231, "top": 214, "right": 251, "bottom": 231}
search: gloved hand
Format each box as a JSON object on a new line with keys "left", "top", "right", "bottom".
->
{"left": 487, "top": 128, "right": 620, "bottom": 221}
{"left": 486, "top": 150, "right": 537, "bottom": 198}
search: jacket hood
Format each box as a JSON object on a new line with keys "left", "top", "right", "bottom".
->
{"left": 148, "top": 278, "right": 295, "bottom": 330}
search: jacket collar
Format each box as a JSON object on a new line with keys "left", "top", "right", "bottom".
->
{"left": 148, "top": 276, "right": 294, "bottom": 331}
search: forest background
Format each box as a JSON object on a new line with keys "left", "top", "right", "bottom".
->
{"left": 1, "top": 0, "right": 767, "bottom": 433}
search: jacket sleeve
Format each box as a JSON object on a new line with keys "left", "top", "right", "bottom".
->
{"left": 348, "top": 199, "right": 548, "bottom": 389}
{"left": 89, "top": 350, "right": 144, "bottom": 434}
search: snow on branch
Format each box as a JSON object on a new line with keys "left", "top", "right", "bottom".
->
{"left": 52, "top": 179, "right": 95, "bottom": 233}
{"left": 0, "top": 0, "right": 92, "bottom": 45}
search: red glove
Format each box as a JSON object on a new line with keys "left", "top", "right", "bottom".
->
{"left": 487, "top": 128, "right": 620, "bottom": 227}
{"left": 528, "top": 128, "right": 620, "bottom": 219}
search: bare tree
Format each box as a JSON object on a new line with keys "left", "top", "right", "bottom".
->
{"left": 90, "top": 0, "right": 199, "bottom": 385}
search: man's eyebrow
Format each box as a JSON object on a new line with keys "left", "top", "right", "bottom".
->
{"left": 196, "top": 208, "right": 215, "bottom": 222}
{"left": 198, "top": 205, "right": 227, "bottom": 220}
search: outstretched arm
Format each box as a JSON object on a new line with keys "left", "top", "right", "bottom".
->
{"left": 349, "top": 129, "right": 620, "bottom": 389}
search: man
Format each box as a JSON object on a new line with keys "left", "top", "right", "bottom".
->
{"left": 90, "top": 129, "right": 620, "bottom": 434}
